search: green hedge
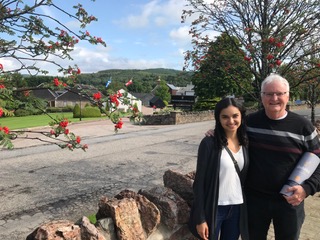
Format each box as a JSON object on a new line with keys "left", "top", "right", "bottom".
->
{"left": 46, "top": 106, "right": 73, "bottom": 113}
{"left": 73, "top": 106, "right": 101, "bottom": 118}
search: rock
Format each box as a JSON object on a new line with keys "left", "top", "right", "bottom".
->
{"left": 139, "top": 186, "right": 190, "bottom": 230}
{"left": 96, "top": 196, "right": 146, "bottom": 240}
{"left": 79, "top": 216, "right": 106, "bottom": 240}
{"left": 26, "top": 219, "right": 80, "bottom": 240}
{"left": 115, "top": 189, "right": 161, "bottom": 237}
{"left": 163, "top": 169, "right": 194, "bottom": 206}
{"left": 95, "top": 218, "right": 117, "bottom": 240}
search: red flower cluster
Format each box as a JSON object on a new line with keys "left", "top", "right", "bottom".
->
{"left": 266, "top": 54, "right": 274, "bottom": 60}
{"left": 0, "top": 84, "right": 5, "bottom": 88}
{"left": 110, "top": 93, "right": 120, "bottom": 106}
{"left": 59, "top": 120, "right": 69, "bottom": 128}
{"left": 115, "top": 119, "right": 123, "bottom": 131}
{"left": 93, "top": 92, "right": 102, "bottom": 100}
{"left": 275, "top": 59, "right": 282, "bottom": 66}
{"left": 76, "top": 136, "right": 81, "bottom": 144}
{"left": 0, "top": 126, "right": 9, "bottom": 134}
{"left": 0, "top": 108, "right": 3, "bottom": 117}
{"left": 53, "top": 78, "right": 67, "bottom": 87}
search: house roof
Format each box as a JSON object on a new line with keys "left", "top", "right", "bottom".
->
{"left": 31, "top": 88, "right": 57, "bottom": 101}
{"left": 131, "top": 92, "right": 154, "bottom": 101}
{"left": 166, "top": 83, "right": 179, "bottom": 90}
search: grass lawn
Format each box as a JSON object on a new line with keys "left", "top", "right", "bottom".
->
{"left": 0, "top": 112, "right": 106, "bottom": 130}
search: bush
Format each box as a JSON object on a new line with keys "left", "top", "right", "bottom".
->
{"left": 14, "top": 109, "right": 32, "bottom": 117}
{"left": 47, "top": 107, "right": 73, "bottom": 113}
{"left": 73, "top": 104, "right": 80, "bottom": 117}
{"left": 193, "top": 98, "right": 221, "bottom": 111}
{"left": 74, "top": 106, "right": 101, "bottom": 118}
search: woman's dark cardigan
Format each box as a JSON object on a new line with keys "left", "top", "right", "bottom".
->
{"left": 188, "top": 136, "right": 250, "bottom": 240}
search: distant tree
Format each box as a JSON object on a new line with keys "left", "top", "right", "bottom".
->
{"left": 154, "top": 81, "right": 171, "bottom": 103}
{"left": 182, "top": 0, "right": 320, "bottom": 102}
{"left": 192, "top": 32, "right": 253, "bottom": 99}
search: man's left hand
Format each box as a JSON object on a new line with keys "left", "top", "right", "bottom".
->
{"left": 283, "top": 185, "right": 306, "bottom": 206}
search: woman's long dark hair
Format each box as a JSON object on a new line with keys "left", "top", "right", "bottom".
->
{"left": 214, "top": 97, "right": 248, "bottom": 149}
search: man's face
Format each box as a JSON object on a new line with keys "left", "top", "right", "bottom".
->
{"left": 261, "top": 81, "right": 289, "bottom": 118}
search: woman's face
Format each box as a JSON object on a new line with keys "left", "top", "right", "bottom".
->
{"left": 219, "top": 105, "right": 241, "bottom": 134}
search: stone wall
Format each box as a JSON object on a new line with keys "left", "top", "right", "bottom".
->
{"left": 142, "top": 105, "right": 311, "bottom": 126}
{"left": 143, "top": 111, "right": 214, "bottom": 125}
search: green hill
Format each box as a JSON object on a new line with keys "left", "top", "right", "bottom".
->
{"left": 25, "top": 68, "right": 193, "bottom": 94}
{"left": 77, "top": 68, "right": 193, "bottom": 93}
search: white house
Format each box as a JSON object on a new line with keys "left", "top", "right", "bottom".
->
{"left": 117, "top": 89, "right": 142, "bottom": 112}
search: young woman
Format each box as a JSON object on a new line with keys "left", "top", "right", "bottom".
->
{"left": 189, "top": 97, "right": 249, "bottom": 240}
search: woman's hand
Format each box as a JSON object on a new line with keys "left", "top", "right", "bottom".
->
{"left": 196, "top": 222, "right": 209, "bottom": 240}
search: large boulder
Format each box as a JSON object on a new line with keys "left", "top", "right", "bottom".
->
{"left": 139, "top": 186, "right": 190, "bottom": 230}
{"left": 163, "top": 169, "right": 195, "bottom": 206}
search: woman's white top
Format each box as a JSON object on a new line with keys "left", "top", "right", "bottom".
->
{"left": 218, "top": 146, "right": 244, "bottom": 205}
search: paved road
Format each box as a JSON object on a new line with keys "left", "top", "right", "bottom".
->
{"left": 1, "top": 118, "right": 320, "bottom": 240}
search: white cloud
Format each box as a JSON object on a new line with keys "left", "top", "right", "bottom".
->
{"left": 115, "top": 0, "right": 186, "bottom": 28}
{"left": 169, "top": 26, "right": 191, "bottom": 46}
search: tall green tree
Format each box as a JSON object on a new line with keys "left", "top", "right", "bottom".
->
{"left": 182, "top": 0, "right": 320, "bottom": 101}
{"left": 192, "top": 32, "right": 253, "bottom": 99}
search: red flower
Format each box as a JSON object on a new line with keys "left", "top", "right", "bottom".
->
{"left": 24, "top": 91, "right": 30, "bottom": 97}
{"left": 0, "top": 108, "right": 3, "bottom": 117}
{"left": 275, "top": 59, "right": 282, "bottom": 66}
{"left": 0, "top": 84, "right": 5, "bottom": 88}
{"left": 82, "top": 144, "right": 88, "bottom": 150}
{"left": 110, "top": 94, "right": 119, "bottom": 106}
{"left": 77, "top": 68, "right": 81, "bottom": 74}
{"left": 53, "top": 78, "right": 60, "bottom": 86}
{"left": 276, "top": 42, "right": 284, "bottom": 48}
{"left": 93, "top": 92, "right": 101, "bottom": 100}
{"left": 115, "top": 119, "right": 123, "bottom": 130}
{"left": 76, "top": 136, "right": 81, "bottom": 144}
{"left": 266, "top": 54, "right": 274, "bottom": 60}
{"left": 50, "top": 130, "right": 55, "bottom": 135}
{"left": 2, "top": 126, "right": 9, "bottom": 134}
{"left": 268, "top": 37, "right": 276, "bottom": 43}
{"left": 59, "top": 120, "right": 69, "bottom": 128}
{"left": 0, "top": 63, "right": 3, "bottom": 70}
{"left": 64, "top": 129, "right": 69, "bottom": 134}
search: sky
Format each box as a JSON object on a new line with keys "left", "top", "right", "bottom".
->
{"left": 35, "top": 0, "right": 195, "bottom": 75}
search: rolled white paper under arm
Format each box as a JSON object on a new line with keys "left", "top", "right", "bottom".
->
{"left": 280, "top": 152, "right": 320, "bottom": 196}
